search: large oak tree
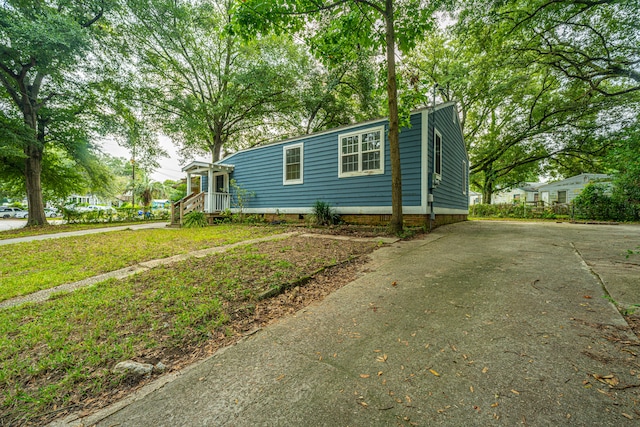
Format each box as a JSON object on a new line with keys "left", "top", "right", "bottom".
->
{"left": 0, "top": 0, "right": 117, "bottom": 225}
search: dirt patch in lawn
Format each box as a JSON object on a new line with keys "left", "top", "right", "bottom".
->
{"left": 4, "top": 235, "right": 383, "bottom": 426}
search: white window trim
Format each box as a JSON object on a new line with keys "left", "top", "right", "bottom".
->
{"left": 283, "top": 143, "right": 304, "bottom": 185}
{"left": 434, "top": 128, "right": 443, "bottom": 180}
{"left": 462, "top": 160, "right": 467, "bottom": 195}
{"left": 338, "top": 125, "right": 385, "bottom": 178}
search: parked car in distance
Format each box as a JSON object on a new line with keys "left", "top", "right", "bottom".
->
{"left": 87, "top": 205, "right": 116, "bottom": 213}
{"left": 73, "top": 205, "right": 116, "bottom": 213}
{"left": 45, "top": 208, "right": 60, "bottom": 217}
{"left": 15, "top": 208, "right": 60, "bottom": 219}
{"left": 0, "top": 207, "right": 27, "bottom": 218}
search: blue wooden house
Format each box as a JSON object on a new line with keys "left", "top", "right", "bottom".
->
{"left": 175, "top": 102, "right": 468, "bottom": 227}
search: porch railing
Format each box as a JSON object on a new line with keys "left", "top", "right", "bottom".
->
{"left": 210, "top": 192, "right": 231, "bottom": 212}
{"left": 171, "top": 191, "right": 231, "bottom": 225}
{"left": 172, "top": 191, "right": 205, "bottom": 225}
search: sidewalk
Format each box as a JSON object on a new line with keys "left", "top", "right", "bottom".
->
{"left": 53, "top": 221, "right": 640, "bottom": 426}
{"left": 0, "top": 221, "right": 169, "bottom": 246}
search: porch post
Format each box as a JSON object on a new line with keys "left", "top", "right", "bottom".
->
{"left": 208, "top": 167, "right": 214, "bottom": 213}
{"left": 186, "top": 173, "right": 192, "bottom": 194}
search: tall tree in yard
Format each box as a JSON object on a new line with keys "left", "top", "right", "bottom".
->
{"left": 407, "top": 6, "right": 639, "bottom": 203}
{"left": 234, "top": 0, "right": 445, "bottom": 233}
{"left": 0, "top": 0, "right": 116, "bottom": 226}
{"left": 118, "top": 0, "right": 310, "bottom": 163}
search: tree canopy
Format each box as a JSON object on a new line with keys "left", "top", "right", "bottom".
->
{"left": 234, "top": 0, "right": 448, "bottom": 232}
{"left": 405, "top": 1, "right": 639, "bottom": 202}
{"left": 0, "top": 0, "right": 119, "bottom": 224}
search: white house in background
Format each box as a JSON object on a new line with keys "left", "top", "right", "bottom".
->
{"left": 492, "top": 182, "right": 543, "bottom": 205}
{"left": 469, "top": 191, "right": 482, "bottom": 206}
{"left": 66, "top": 194, "right": 113, "bottom": 207}
{"left": 537, "top": 173, "right": 611, "bottom": 205}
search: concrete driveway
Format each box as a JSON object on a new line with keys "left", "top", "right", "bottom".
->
{"left": 54, "top": 221, "right": 640, "bottom": 426}
{"left": 0, "top": 219, "right": 29, "bottom": 231}
{"left": 0, "top": 218, "right": 66, "bottom": 232}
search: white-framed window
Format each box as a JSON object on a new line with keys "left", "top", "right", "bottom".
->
{"left": 338, "top": 126, "right": 385, "bottom": 178}
{"left": 283, "top": 143, "right": 303, "bottom": 185}
{"left": 462, "top": 160, "right": 467, "bottom": 195}
{"left": 434, "top": 129, "right": 443, "bottom": 178}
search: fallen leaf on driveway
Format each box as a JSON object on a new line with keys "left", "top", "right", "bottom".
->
{"left": 482, "top": 367, "right": 489, "bottom": 374}
{"left": 360, "top": 374, "right": 370, "bottom": 378}
{"left": 593, "top": 374, "right": 619, "bottom": 387}
{"left": 377, "top": 354, "right": 388, "bottom": 362}
{"left": 429, "top": 369, "right": 440, "bottom": 377}
{"left": 622, "top": 413, "right": 633, "bottom": 420}
{"left": 511, "top": 389, "right": 520, "bottom": 395}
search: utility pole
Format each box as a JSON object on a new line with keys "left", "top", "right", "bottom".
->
{"left": 131, "top": 143, "right": 136, "bottom": 209}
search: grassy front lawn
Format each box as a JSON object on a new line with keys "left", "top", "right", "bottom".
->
{"left": 0, "top": 225, "right": 282, "bottom": 302}
{"left": 0, "top": 235, "right": 378, "bottom": 425}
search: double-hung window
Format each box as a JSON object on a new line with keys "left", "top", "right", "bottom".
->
{"left": 338, "top": 126, "right": 384, "bottom": 178}
{"left": 283, "top": 143, "right": 303, "bottom": 185}
{"left": 434, "top": 129, "right": 443, "bottom": 178}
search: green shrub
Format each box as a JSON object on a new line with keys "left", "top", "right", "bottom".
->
{"left": 183, "top": 211, "right": 208, "bottom": 228}
{"left": 312, "top": 200, "right": 340, "bottom": 226}
{"left": 573, "top": 183, "right": 639, "bottom": 221}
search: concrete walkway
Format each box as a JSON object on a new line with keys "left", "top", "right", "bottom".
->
{"left": 52, "top": 221, "right": 640, "bottom": 426}
{"left": 0, "top": 221, "right": 170, "bottom": 246}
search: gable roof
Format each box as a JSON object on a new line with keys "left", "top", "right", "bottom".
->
{"left": 217, "top": 102, "right": 459, "bottom": 165}
{"left": 537, "top": 173, "right": 611, "bottom": 191}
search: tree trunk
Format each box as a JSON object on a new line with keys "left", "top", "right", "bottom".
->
{"left": 482, "top": 175, "right": 494, "bottom": 205}
{"left": 24, "top": 143, "right": 47, "bottom": 226}
{"left": 385, "top": 0, "right": 403, "bottom": 234}
{"left": 23, "top": 111, "right": 47, "bottom": 226}
{"left": 212, "top": 135, "right": 223, "bottom": 163}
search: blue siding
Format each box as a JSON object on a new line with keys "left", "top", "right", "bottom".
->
{"left": 428, "top": 105, "right": 469, "bottom": 211}
{"left": 221, "top": 113, "right": 424, "bottom": 211}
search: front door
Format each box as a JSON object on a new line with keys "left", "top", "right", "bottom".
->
{"left": 214, "top": 174, "right": 227, "bottom": 193}
{"left": 212, "top": 173, "right": 230, "bottom": 212}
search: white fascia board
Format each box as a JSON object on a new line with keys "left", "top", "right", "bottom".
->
{"left": 421, "top": 109, "right": 429, "bottom": 215}
{"left": 182, "top": 160, "right": 212, "bottom": 173}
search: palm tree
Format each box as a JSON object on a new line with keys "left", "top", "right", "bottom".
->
{"left": 130, "top": 176, "right": 169, "bottom": 212}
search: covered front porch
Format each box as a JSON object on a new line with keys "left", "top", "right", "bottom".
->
{"left": 171, "top": 161, "right": 234, "bottom": 226}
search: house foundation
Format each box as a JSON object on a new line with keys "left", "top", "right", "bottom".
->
{"left": 261, "top": 213, "right": 467, "bottom": 228}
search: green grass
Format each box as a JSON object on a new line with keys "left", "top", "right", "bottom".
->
{"left": 0, "top": 225, "right": 281, "bottom": 302}
{"left": 0, "top": 236, "right": 377, "bottom": 425}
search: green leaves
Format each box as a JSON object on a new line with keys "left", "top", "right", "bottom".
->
{"left": 0, "top": 0, "right": 121, "bottom": 225}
